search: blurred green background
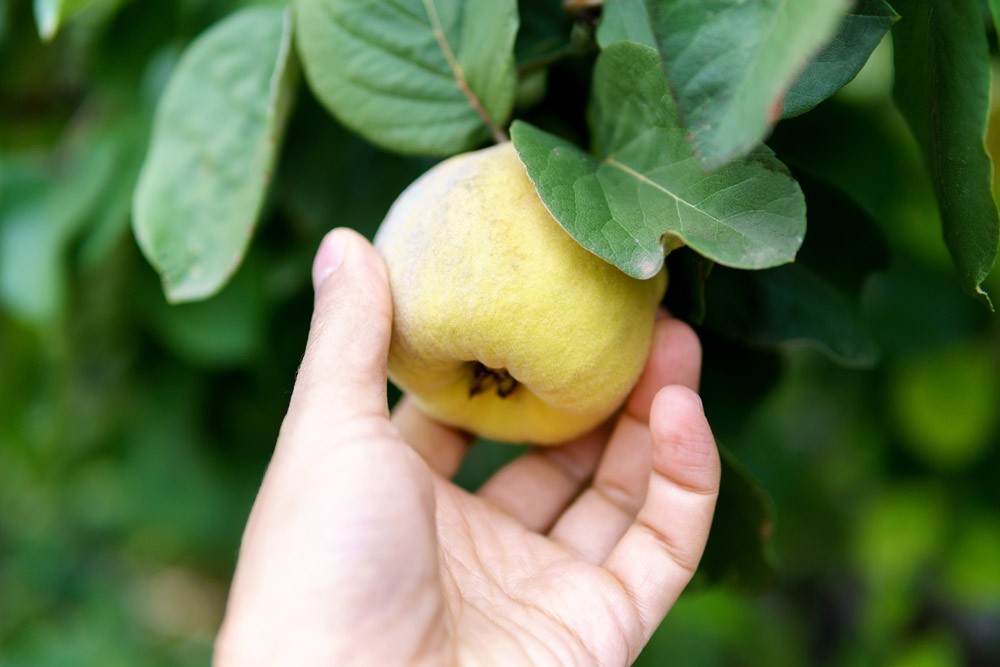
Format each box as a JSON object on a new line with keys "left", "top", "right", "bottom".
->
{"left": 1, "top": 1, "right": 999, "bottom": 665}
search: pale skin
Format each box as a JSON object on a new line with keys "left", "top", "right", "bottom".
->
{"left": 214, "top": 228, "right": 722, "bottom": 667}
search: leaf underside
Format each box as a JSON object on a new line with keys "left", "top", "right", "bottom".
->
{"left": 781, "top": 0, "right": 898, "bottom": 119}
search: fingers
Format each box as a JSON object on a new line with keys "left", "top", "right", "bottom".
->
{"left": 290, "top": 228, "right": 394, "bottom": 424}
{"left": 391, "top": 396, "right": 473, "bottom": 477}
{"left": 626, "top": 314, "right": 703, "bottom": 410}
{"left": 474, "top": 427, "right": 610, "bottom": 531}
{"left": 548, "top": 318, "right": 702, "bottom": 561}
{"left": 546, "top": 414, "right": 649, "bottom": 560}
{"left": 602, "top": 386, "right": 721, "bottom": 641}
{"left": 475, "top": 317, "right": 701, "bottom": 533}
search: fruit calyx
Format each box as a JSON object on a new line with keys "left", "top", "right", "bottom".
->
{"left": 469, "top": 362, "right": 518, "bottom": 399}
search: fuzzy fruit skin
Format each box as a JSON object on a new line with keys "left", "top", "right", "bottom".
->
{"left": 374, "top": 143, "right": 667, "bottom": 444}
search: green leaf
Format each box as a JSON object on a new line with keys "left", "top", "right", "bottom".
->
{"left": 697, "top": 448, "right": 776, "bottom": 591}
{"left": 781, "top": 0, "right": 898, "bottom": 119}
{"left": 646, "top": 0, "right": 848, "bottom": 168}
{"left": 511, "top": 42, "right": 805, "bottom": 279}
{"left": 132, "top": 6, "right": 297, "bottom": 303}
{"left": 893, "top": 0, "right": 999, "bottom": 308}
{"left": 703, "top": 264, "right": 879, "bottom": 368}
{"left": 597, "top": 0, "right": 655, "bottom": 49}
{"left": 295, "top": 0, "right": 518, "bottom": 156}
{"left": 0, "top": 136, "right": 120, "bottom": 327}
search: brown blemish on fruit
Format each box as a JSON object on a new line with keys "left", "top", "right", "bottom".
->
{"left": 469, "top": 362, "right": 518, "bottom": 399}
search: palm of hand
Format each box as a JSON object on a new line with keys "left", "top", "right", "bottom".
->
{"left": 215, "top": 232, "right": 720, "bottom": 667}
{"left": 382, "top": 355, "right": 716, "bottom": 667}
{"left": 431, "top": 476, "right": 643, "bottom": 666}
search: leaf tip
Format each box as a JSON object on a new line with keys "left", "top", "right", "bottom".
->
{"left": 635, "top": 254, "right": 665, "bottom": 280}
{"left": 974, "top": 284, "right": 995, "bottom": 312}
{"left": 34, "top": 15, "right": 58, "bottom": 42}
{"left": 768, "top": 95, "right": 784, "bottom": 125}
{"left": 164, "top": 275, "right": 222, "bottom": 305}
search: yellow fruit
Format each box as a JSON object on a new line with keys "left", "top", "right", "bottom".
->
{"left": 374, "top": 142, "right": 667, "bottom": 444}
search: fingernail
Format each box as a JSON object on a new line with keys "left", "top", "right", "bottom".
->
{"left": 313, "top": 229, "right": 347, "bottom": 289}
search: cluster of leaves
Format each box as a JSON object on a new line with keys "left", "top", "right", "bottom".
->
{"left": 2, "top": 0, "right": 1000, "bottom": 664}
{"left": 134, "top": 0, "right": 995, "bottom": 308}
{"left": 124, "top": 0, "right": 999, "bottom": 584}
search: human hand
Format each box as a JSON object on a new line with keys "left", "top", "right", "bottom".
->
{"left": 214, "top": 228, "right": 721, "bottom": 667}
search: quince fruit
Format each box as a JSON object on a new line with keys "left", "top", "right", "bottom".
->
{"left": 374, "top": 143, "right": 667, "bottom": 444}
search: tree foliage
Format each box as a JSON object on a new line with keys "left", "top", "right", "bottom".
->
{"left": 1, "top": 0, "right": 999, "bottom": 664}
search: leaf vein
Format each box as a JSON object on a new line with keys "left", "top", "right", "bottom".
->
{"left": 316, "top": 0, "right": 455, "bottom": 83}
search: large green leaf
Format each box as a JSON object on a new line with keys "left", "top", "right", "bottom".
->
{"left": 295, "top": 0, "right": 518, "bottom": 156}
{"left": 893, "top": 0, "right": 999, "bottom": 308}
{"left": 781, "top": 0, "right": 897, "bottom": 119}
{"left": 132, "top": 6, "right": 297, "bottom": 303}
{"left": 511, "top": 42, "right": 805, "bottom": 280}
{"left": 646, "top": 0, "right": 848, "bottom": 168}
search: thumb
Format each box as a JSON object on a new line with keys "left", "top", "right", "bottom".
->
{"left": 291, "top": 228, "right": 393, "bottom": 422}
